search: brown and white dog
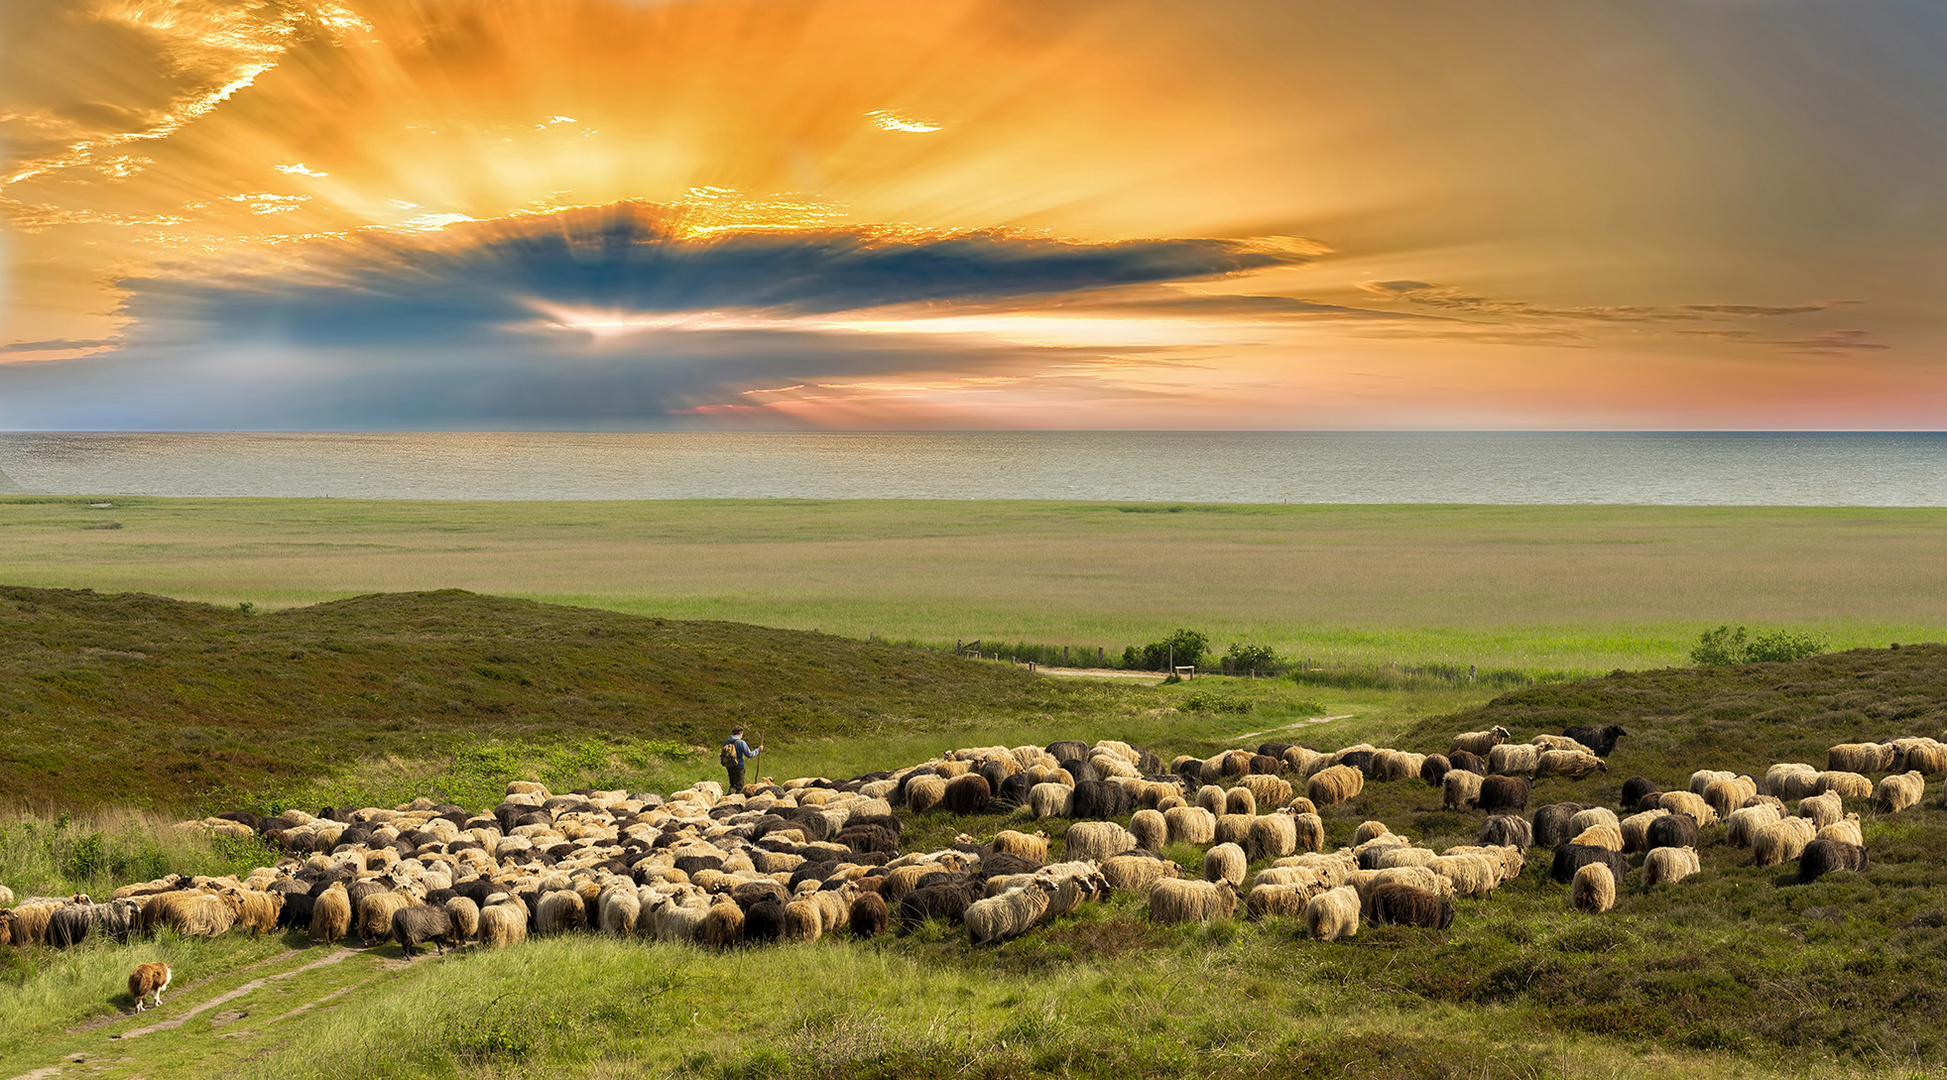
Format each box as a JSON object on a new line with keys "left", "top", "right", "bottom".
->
{"left": 129, "top": 962, "right": 172, "bottom": 1012}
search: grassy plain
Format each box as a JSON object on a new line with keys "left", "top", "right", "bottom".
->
{"left": 3, "top": 496, "right": 1944, "bottom": 671}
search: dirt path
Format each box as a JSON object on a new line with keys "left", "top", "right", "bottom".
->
{"left": 114, "top": 948, "right": 359, "bottom": 1040}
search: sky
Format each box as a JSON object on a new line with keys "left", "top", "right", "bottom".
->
{"left": 1, "top": 0, "right": 1944, "bottom": 430}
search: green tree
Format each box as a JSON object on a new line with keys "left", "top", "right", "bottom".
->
{"left": 1125, "top": 628, "right": 1210, "bottom": 671}
{"left": 1223, "top": 642, "right": 1280, "bottom": 675}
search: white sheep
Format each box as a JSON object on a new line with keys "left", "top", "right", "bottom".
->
{"left": 1642, "top": 846, "right": 1701, "bottom": 888}
{"left": 1874, "top": 771, "right": 1926, "bottom": 814}
{"left": 1304, "top": 885, "right": 1361, "bottom": 940}
{"left": 1147, "top": 878, "right": 1237, "bottom": 925}
{"left": 1449, "top": 726, "right": 1511, "bottom": 757}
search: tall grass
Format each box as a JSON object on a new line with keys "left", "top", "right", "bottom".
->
{"left": 0, "top": 808, "right": 270, "bottom": 898}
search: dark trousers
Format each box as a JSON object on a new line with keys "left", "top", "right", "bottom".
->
{"left": 727, "top": 763, "right": 745, "bottom": 791}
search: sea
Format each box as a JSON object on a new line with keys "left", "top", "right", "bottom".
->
{"left": 0, "top": 431, "right": 1942, "bottom": 505}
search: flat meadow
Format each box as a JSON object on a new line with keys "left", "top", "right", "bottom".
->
{"left": 3, "top": 496, "right": 1943, "bottom": 672}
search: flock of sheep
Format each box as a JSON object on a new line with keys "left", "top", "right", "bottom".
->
{"left": 2, "top": 724, "right": 1943, "bottom": 989}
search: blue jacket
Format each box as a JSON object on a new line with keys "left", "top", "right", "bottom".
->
{"left": 727, "top": 737, "right": 759, "bottom": 765}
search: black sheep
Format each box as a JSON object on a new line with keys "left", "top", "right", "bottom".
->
{"left": 1368, "top": 883, "right": 1455, "bottom": 929}
{"left": 1420, "top": 754, "right": 1453, "bottom": 787}
{"left": 1257, "top": 741, "right": 1293, "bottom": 759}
{"left": 975, "top": 759, "right": 1010, "bottom": 793}
{"left": 1062, "top": 758, "right": 1101, "bottom": 784}
{"left": 1478, "top": 815, "right": 1534, "bottom": 849}
{"left": 1531, "top": 803, "right": 1591, "bottom": 850}
{"left": 1135, "top": 747, "right": 1163, "bottom": 774}
{"left": 1448, "top": 750, "right": 1484, "bottom": 775}
{"left": 993, "top": 773, "right": 1034, "bottom": 810}
{"left": 1564, "top": 724, "right": 1629, "bottom": 758}
{"left": 836, "top": 824, "right": 900, "bottom": 855}
{"left": 1247, "top": 754, "right": 1284, "bottom": 775}
{"left": 1045, "top": 740, "right": 1089, "bottom": 762}
{"left": 847, "top": 813, "right": 904, "bottom": 836}
{"left": 1551, "top": 843, "right": 1629, "bottom": 885}
{"left": 1478, "top": 775, "right": 1532, "bottom": 813}
{"left": 941, "top": 773, "right": 993, "bottom": 815}
{"left": 1619, "top": 775, "right": 1659, "bottom": 811}
{"left": 896, "top": 880, "right": 983, "bottom": 933}
{"left": 1645, "top": 813, "right": 1699, "bottom": 851}
{"left": 391, "top": 905, "right": 456, "bottom": 956}
{"left": 731, "top": 880, "right": 792, "bottom": 912}
{"left": 744, "top": 901, "right": 787, "bottom": 943}
{"left": 789, "top": 862, "right": 838, "bottom": 892}
{"left": 1798, "top": 839, "right": 1868, "bottom": 884}
{"left": 980, "top": 851, "right": 1045, "bottom": 878}
{"left": 849, "top": 892, "right": 889, "bottom": 938}
{"left": 675, "top": 854, "right": 725, "bottom": 876}
{"left": 278, "top": 891, "right": 317, "bottom": 929}
{"left": 1337, "top": 750, "right": 1377, "bottom": 776}
{"left": 1070, "top": 780, "right": 1134, "bottom": 821}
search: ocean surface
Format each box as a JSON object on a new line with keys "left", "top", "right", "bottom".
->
{"left": 0, "top": 432, "right": 1942, "bottom": 505}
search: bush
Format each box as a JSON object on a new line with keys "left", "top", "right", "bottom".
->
{"left": 1222, "top": 643, "right": 1280, "bottom": 675}
{"left": 1122, "top": 629, "right": 1209, "bottom": 672}
{"left": 1691, "top": 625, "right": 1827, "bottom": 666}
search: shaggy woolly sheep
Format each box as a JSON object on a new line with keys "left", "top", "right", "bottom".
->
{"left": 1195, "top": 784, "right": 1228, "bottom": 815}
{"left": 1724, "top": 804, "right": 1782, "bottom": 848}
{"left": 444, "top": 896, "right": 480, "bottom": 944}
{"left": 904, "top": 775, "right": 949, "bottom": 814}
{"left": 1818, "top": 816, "right": 1864, "bottom": 846}
{"left": 1619, "top": 776, "right": 1659, "bottom": 811}
{"left": 1450, "top": 726, "right": 1511, "bottom": 757}
{"left": 1072, "top": 780, "right": 1136, "bottom": 820}
{"left": 1292, "top": 813, "right": 1326, "bottom": 854}
{"left": 311, "top": 882, "right": 351, "bottom": 944}
{"left": 1428, "top": 854, "right": 1500, "bottom": 898}
{"left": 1447, "top": 749, "right": 1484, "bottom": 775}
{"left": 1368, "top": 883, "right": 1454, "bottom": 929}
{"left": 1223, "top": 786, "right": 1257, "bottom": 817}
{"left": 1148, "top": 878, "right": 1237, "bottom": 925}
{"left": 1798, "top": 790, "right": 1844, "bottom": 829}
{"left": 991, "top": 829, "right": 1049, "bottom": 862}
{"left": 848, "top": 892, "right": 889, "bottom": 938}
{"left": 392, "top": 905, "right": 456, "bottom": 956}
{"left": 1304, "top": 885, "right": 1360, "bottom": 941}
{"left": 1063, "top": 822, "right": 1137, "bottom": 863}
{"left": 782, "top": 898, "right": 824, "bottom": 942}
{"left": 1570, "top": 862, "right": 1615, "bottom": 913}
{"left": 1352, "top": 820, "right": 1397, "bottom": 846}
{"left": 1531, "top": 734, "right": 1595, "bottom": 755}
{"left": 1369, "top": 750, "right": 1424, "bottom": 783}
{"left": 940, "top": 774, "right": 993, "bottom": 815}
{"left": 1798, "top": 839, "right": 1868, "bottom": 883}
{"left": 1246, "top": 881, "right": 1323, "bottom": 920}
{"left": 1164, "top": 805, "right": 1217, "bottom": 846}
{"left": 1642, "top": 846, "right": 1701, "bottom": 888}
{"left": 1563, "top": 724, "right": 1629, "bottom": 757}
{"left": 1896, "top": 739, "right": 1947, "bottom": 775}
{"left": 700, "top": 897, "right": 745, "bottom": 948}
{"left": 1128, "top": 809, "right": 1168, "bottom": 852}
{"left": 1763, "top": 763, "right": 1821, "bottom": 801}
{"left": 1442, "top": 770, "right": 1484, "bottom": 812}
{"left": 1100, "top": 853, "right": 1181, "bottom": 892}
{"left": 1816, "top": 771, "right": 1873, "bottom": 799}
{"left": 1238, "top": 774, "right": 1292, "bottom": 807}
{"left": 1478, "top": 815, "right": 1533, "bottom": 849}
{"left": 1828, "top": 743, "right": 1895, "bottom": 774}
{"left": 1214, "top": 813, "right": 1256, "bottom": 848}
{"left": 1420, "top": 754, "right": 1452, "bottom": 787}
{"left": 1247, "top": 813, "right": 1299, "bottom": 862}
{"left": 1568, "top": 807, "right": 1620, "bottom": 834}
{"left": 599, "top": 886, "right": 641, "bottom": 936}
{"left": 1487, "top": 743, "right": 1541, "bottom": 778}
{"left": 1478, "top": 776, "right": 1531, "bottom": 813}
{"left": 1703, "top": 776, "right": 1758, "bottom": 821}
{"left": 1551, "top": 844, "right": 1628, "bottom": 885}
{"left": 1203, "top": 843, "right": 1248, "bottom": 887}
{"left": 1570, "top": 824, "right": 1624, "bottom": 852}
{"left": 1538, "top": 750, "right": 1607, "bottom": 780}
{"left": 1657, "top": 790, "right": 1716, "bottom": 827}
{"left": 965, "top": 880, "right": 1056, "bottom": 944}
{"left": 1308, "top": 765, "right": 1364, "bottom": 806}
{"left": 1644, "top": 813, "right": 1699, "bottom": 852}
{"left": 1689, "top": 769, "right": 1735, "bottom": 795}
{"left": 1874, "top": 771, "right": 1926, "bottom": 814}
{"left": 1283, "top": 746, "right": 1324, "bottom": 776}
{"left": 1028, "top": 783, "right": 1075, "bottom": 820}
{"left": 1752, "top": 817, "right": 1819, "bottom": 867}
{"left": 1617, "top": 809, "right": 1668, "bottom": 852}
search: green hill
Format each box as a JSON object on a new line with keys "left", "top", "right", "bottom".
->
{"left": 0, "top": 585, "right": 1140, "bottom": 810}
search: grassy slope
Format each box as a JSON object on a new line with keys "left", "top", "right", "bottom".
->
{"left": 0, "top": 585, "right": 1146, "bottom": 810}
{"left": 4, "top": 496, "right": 1944, "bottom": 670}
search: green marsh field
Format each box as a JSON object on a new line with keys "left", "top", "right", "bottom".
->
{"left": 2, "top": 498, "right": 1946, "bottom": 1080}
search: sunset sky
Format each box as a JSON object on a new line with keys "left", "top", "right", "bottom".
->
{"left": 2, "top": 0, "right": 1943, "bottom": 429}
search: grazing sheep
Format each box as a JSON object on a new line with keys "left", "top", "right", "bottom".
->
{"left": 1127, "top": 810, "right": 1168, "bottom": 853}
{"left": 1164, "top": 806, "right": 1217, "bottom": 846}
{"left": 599, "top": 887, "right": 641, "bottom": 936}
{"left": 1246, "top": 813, "right": 1299, "bottom": 862}
{"left": 1369, "top": 750, "right": 1423, "bottom": 783}
{"left": 1367, "top": 883, "right": 1454, "bottom": 929}
{"left": 1147, "top": 878, "right": 1237, "bottom": 925}
{"left": 311, "top": 882, "right": 352, "bottom": 944}
{"left": 147, "top": 891, "right": 242, "bottom": 939}
{"left": 1724, "top": 804, "right": 1783, "bottom": 848}
{"left": 1570, "top": 824, "right": 1624, "bottom": 852}
{"left": 1203, "top": 843, "right": 1248, "bottom": 887}
{"left": 941, "top": 774, "right": 993, "bottom": 815}
{"left": 1619, "top": 808, "right": 1671, "bottom": 852}
{"left": 1895, "top": 739, "right": 1947, "bottom": 775}
{"left": 1551, "top": 844, "right": 1629, "bottom": 885}
{"left": 1292, "top": 813, "right": 1326, "bottom": 854}
{"left": 1072, "top": 780, "right": 1136, "bottom": 821}
{"left": 1307, "top": 765, "right": 1364, "bottom": 806}
{"left": 1537, "top": 750, "right": 1607, "bottom": 780}
{"left": 444, "top": 897, "right": 480, "bottom": 944}
{"left": 1874, "top": 771, "right": 1926, "bottom": 814}
{"left": 1224, "top": 786, "right": 1257, "bottom": 817}
{"left": 1028, "top": 783, "right": 1075, "bottom": 820}
{"left": 1246, "top": 882, "right": 1325, "bottom": 921}
{"left": 782, "top": 899, "right": 824, "bottom": 942}
{"left": 1764, "top": 763, "right": 1822, "bottom": 801}
{"left": 1442, "top": 770, "right": 1484, "bottom": 812}
{"left": 1571, "top": 863, "right": 1615, "bottom": 913}
{"left": 1798, "top": 839, "right": 1869, "bottom": 884}
{"left": 1689, "top": 769, "right": 1735, "bottom": 795}
{"left": 1657, "top": 790, "right": 1716, "bottom": 827}
{"left": 1563, "top": 724, "right": 1629, "bottom": 757}
{"left": 1478, "top": 815, "right": 1533, "bottom": 849}
{"left": 358, "top": 892, "right": 419, "bottom": 946}
{"left": 1619, "top": 776, "right": 1659, "bottom": 811}
{"left": 1531, "top": 734, "right": 1596, "bottom": 755}
{"left": 478, "top": 896, "right": 531, "bottom": 948}
{"left": 1101, "top": 853, "right": 1182, "bottom": 892}
{"left": 1703, "top": 776, "right": 1758, "bottom": 821}
{"left": 700, "top": 897, "right": 745, "bottom": 948}
{"left": 1063, "top": 822, "right": 1137, "bottom": 863}
{"left": 1215, "top": 813, "right": 1255, "bottom": 848}
{"left": 1798, "top": 790, "right": 1844, "bottom": 829}
{"left": 1447, "top": 750, "right": 1484, "bottom": 775}
{"left": 1428, "top": 853, "right": 1501, "bottom": 898}
{"left": 965, "top": 880, "right": 1056, "bottom": 944}
{"left": 1487, "top": 743, "right": 1540, "bottom": 778}
{"left": 1816, "top": 771, "right": 1874, "bottom": 799}
{"left": 991, "top": 829, "right": 1050, "bottom": 862}
{"left": 1818, "top": 816, "right": 1864, "bottom": 846}
{"left": 1420, "top": 754, "right": 1452, "bottom": 787}
{"left": 848, "top": 892, "right": 889, "bottom": 938}
{"left": 1478, "top": 776, "right": 1531, "bottom": 813}
{"left": 392, "top": 905, "right": 456, "bottom": 956}
{"left": 1568, "top": 807, "right": 1620, "bottom": 834}
{"left": 904, "top": 775, "right": 949, "bottom": 813}
{"left": 233, "top": 890, "right": 284, "bottom": 936}
{"left": 1828, "top": 743, "right": 1895, "bottom": 774}
{"left": 1752, "top": 817, "right": 1819, "bottom": 867}
{"left": 128, "top": 962, "right": 172, "bottom": 1012}
{"left": 1352, "top": 820, "right": 1397, "bottom": 846}
{"left": 1304, "top": 885, "right": 1360, "bottom": 941}
{"left": 1237, "top": 774, "right": 1293, "bottom": 807}
{"left": 1450, "top": 726, "right": 1512, "bottom": 757}
{"left": 1642, "top": 846, "right": 1701, "bottom": 888}
{"left": 897, "top": 880, "right": 984, "bottom": 932}
{"left": 1644, "top": 813, "right": 1700, "bottom": 852}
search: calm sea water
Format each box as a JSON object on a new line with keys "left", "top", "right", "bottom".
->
{"left": 0, "top": 432, "right": 1942, "bottom": 504}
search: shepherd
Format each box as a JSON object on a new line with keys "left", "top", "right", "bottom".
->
{"left": 721, "top": 726, "right": 762, "bottom": 792}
